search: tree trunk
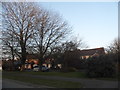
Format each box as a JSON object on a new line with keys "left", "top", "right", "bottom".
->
{"left": 39, "top": 54, "right": 44, "bottom": 71}
{"left": 39, "top": 59, "right": 43, "bottom": 71}
{"left": 20, "top": 45, "right": 27, "bottom": 71}
{"left": 11, "top": 47, "right": 14, "bottom": 61}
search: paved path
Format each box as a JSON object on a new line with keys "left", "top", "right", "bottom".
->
{"left": 2, "top": 79, "right": 54, "bottom": 88}
{"left": 6, "top": 73, "right": 118, "bottom": 88}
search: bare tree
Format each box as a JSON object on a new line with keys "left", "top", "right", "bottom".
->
{"left": 2, "top": 31, "right": 15, "bottom": 61}
{"left": 33, "top": 9, "right": 71, "bottom": 68}
{"left": 2, "top": 2, "right": 38, "bottom": 68}
{"left": 107, "top": 38, "right": 120, "bottom": 54}
{"left": 62, "top": 37, "right": 88, "bottom": 52}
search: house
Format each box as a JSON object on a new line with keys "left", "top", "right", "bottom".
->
{"left": 25, "top": 54, "right": 39, "bottom": 69}
{"left": 25, "top": 54, "right": 61, "bottom": 69}
{"left": 26, "top": 54, "right": 39, "bottom": 64}
{"left": 25, "top": 54, "right": 51, "bottom": 68}
{"left": 65, "top": 47, "right": 105, "bottom": 60}
{"left": 80, "top": 47, "right": 105, "bottom": 59}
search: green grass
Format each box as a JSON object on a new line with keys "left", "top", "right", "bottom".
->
{"left": 3, "top": 71, "right": 118, "bottom": 81}
{"left": 4, "top": 71, "right": 87, "bottom": 78}
{"left": 3, "top": 73, "right": 83, "bottom": 88}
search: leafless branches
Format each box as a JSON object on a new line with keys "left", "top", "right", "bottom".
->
{"left": 2, "top": 2, "right": 38, "bottom": 64}
{"left": 107, "top": 38, "right": 120, "bottom": 54}
{"left": 2, "top": 2, "right": 71, "bottom": 66}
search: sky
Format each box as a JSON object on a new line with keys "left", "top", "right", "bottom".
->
{"left": 0, "top": 2, "right": 118, "bottom": 49}
{"left": 39, "top": 2, "right": 118, "bottom": 49}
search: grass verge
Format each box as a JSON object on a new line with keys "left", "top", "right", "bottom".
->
{"left": 3, "top": 71, "right": 118, "bottom": 81}
{"left": 4, "top": 71, "right": 87, "bottom": 78}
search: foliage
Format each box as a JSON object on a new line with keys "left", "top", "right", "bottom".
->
{"left": 50, "top": 39, "right": 87, "bottom": 70}
{"left": 86, "top": 54, "right": 117, "bottom": 78}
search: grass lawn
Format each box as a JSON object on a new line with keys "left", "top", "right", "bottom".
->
{"left": 3, "top": 71, "right": 118, "bottom": 81}
{"left": 6, "top": 71, "right": 87, "bottom": 78}
{"left": 3, "top": 72, "right": 83, "bottom": 88}
{"left": 5, "top": 71, "right": 118, "bottom": 81}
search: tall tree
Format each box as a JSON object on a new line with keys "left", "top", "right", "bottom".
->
{"left": 2, "top": 2, "right": 38, "bottom": 68}
{"left": 33, "top": 9, "right": 71, "bottom": 68}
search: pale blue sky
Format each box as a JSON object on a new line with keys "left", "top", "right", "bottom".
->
{"left": 39, "top": 2, "right": 118, "bottom": 49}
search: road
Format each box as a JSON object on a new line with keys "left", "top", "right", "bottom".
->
{"left": 3, "top": 79, "right": 35, "bottom": 88}
{"left": 2, "top": 79, "right": 54, "bottom": 88}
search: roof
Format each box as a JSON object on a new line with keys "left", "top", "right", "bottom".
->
{"left": 80, "top": 47, "right": 105, "bottom": 56}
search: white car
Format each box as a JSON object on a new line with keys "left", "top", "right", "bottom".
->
{"left": 33, "top": 64, "right": 39, "bottom": 71}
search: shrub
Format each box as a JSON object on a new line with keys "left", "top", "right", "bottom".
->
{"left": 67, "top": 67, "right": 78, "bottom": 72}
{"left": 86, "top": 55, "right": 117, "bottom": 78}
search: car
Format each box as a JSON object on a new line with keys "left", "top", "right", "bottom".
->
{"left": 41, "top": 66, "right": 49, "bottom": 72}
{"left": 33, "top": 64, "right": 39, "bottom": 71}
